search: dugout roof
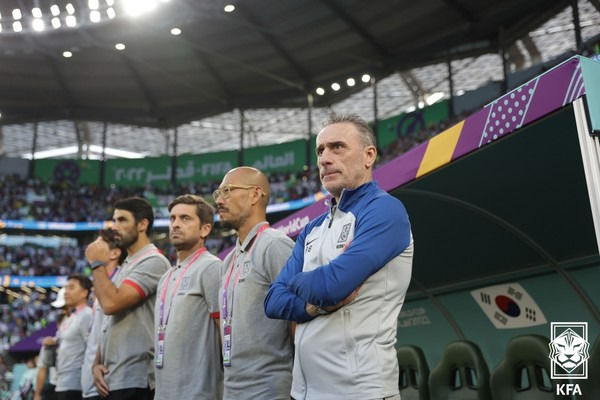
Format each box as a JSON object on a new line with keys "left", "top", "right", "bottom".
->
{"left": 0, "top": 0, "right": 577, "bottom": 127}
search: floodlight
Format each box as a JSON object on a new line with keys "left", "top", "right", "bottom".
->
{"left": 90, "top": 11, "right": 101, "bottom": 22}
{"left": 331, "top": 83, "right": 340, "bottom": 91}
{"left": 316, "top": 87, "right": 325, "bottom": 95}
{"left": 123, "top": 0, "right": 158, "bottom": 17}
{"left": 66, "top": 15, "right": 76, "bottom": 27}
{"left": 425, "top": 92, "right": 445, "bottom": 105}
{"left": 32, "top": 19, "right": 45, "bottom": 32}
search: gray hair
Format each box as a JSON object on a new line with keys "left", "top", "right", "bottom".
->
{"left": 322, "top": 112, "right": 376, "bottom": 148}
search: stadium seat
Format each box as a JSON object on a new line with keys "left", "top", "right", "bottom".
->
{"left": 490, "top": 334, "right": 556, "bottom": 400}
{"left": 428, "top": 340, "right": 492, "bottom": 400}
{"left": 397, "top": 345, "right": 430, "bottom": 400}
{"left": 579, "top": 334, "right": 599, "bottom": 399}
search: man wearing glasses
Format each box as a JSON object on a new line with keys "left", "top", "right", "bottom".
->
{"left": 214, "top": 167, "right": 295, "bottom": 400}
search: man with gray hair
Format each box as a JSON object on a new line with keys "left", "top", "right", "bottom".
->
{"left": 265, "top": 113, "right": 414, "bottom": 400}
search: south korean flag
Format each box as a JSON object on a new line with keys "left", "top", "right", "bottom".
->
{"left": 470, "top": 283, "right": 546, "bottom": 329}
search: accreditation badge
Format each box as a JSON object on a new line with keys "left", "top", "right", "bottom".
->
{"left": 155, "top": 325, "right": 166, "bottom": 368}
{"left": 223, "top": 324, "right": 232, "bottom": 367}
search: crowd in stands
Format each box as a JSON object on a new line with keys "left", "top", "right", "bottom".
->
{"left": 378, "top": 111, "right": 468, "bottom": 165}
{"left": 0, "top": 167, "right": 322, "bottom": 223}
{"left": 0, "top": 289, "right": 60, "bottom": 353}
{"left": 0, "top": 245, "right": 86, "bottom": 277}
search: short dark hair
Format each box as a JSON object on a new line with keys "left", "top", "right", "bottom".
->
{"left": 113, "top": 197, "right": 154, "bottom": 234}
{"left": 322, "top": 112, "right": 376, "bottom": 148}
{"left": 98, "top": 228, "right": 128, "bottom": 265}
{"left": 67, "top": 274, "right": 93, "bottom": 298}
{"left": 168, "top": 194, "right": 215, "bottom": 226}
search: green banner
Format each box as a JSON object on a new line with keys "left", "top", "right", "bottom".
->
{"left": 377, "top": 100, "right": 449, "bottom": 149}
{"left": 105, "top": 156, "right": 171, "bottom": 188}
{"left": 177, "top": 151, "right": 239, "bottom": 183}
{"left": 309, "top": 135, "right": 317, "bottom": 167}
{"left": 34, "top": 159, "right": 100, "bottom": 184}
{"left": 244, "top": 139, "right": 306, "bottom": 174}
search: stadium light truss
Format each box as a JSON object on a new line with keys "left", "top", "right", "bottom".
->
{"left": 0, "top": 0, "right": 172, "bottom": 34}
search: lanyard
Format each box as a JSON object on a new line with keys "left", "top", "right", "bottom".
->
{"left": 221, "top": 223, "right": 269, "bottom": 323}
{"left": 158, "top": 247, "right": 206, "bottom": 328}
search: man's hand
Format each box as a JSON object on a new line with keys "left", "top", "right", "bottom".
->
{"left": 85, "top": 237, "right": 111, "bottom": 264}
{"left": 42, "top": 336, "right": 56, "bottom": 346}
{"left": 325, "top": 285, "right": 361, "bottom": 312}
{"left": 305, "top": 285, "right": 362, "bottom": 316}
{"left": 93, "top": 364, "right": 110, "bottom": 397}
{"left": 33, "top": 394, "right": 42, "bottom": 400}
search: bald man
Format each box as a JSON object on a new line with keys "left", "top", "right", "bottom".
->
{"left": 214, "top": 167, "right": 295, "bottom": 400}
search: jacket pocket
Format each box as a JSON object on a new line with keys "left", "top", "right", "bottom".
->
{"left": 342, "top": 309, "right": 359, "bottom": 373}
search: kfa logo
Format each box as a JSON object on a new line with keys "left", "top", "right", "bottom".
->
{"left": 178, "top": 276, "right": 191, "bottom": 294}
{"left": 336, "top": 223, "right": 351, "bottom": 249}
{"left": 549, "top": 322, "right": 589, "bottom": 396}
{"left": 337, "top": 223, "right": 351, "bottom": 243}
{"left": 239, "top": 261, "right": 252, "bottom": 281}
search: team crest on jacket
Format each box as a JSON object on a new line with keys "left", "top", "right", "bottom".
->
{"left": 337, "top": 223, "right": 351, "bottom": 243}
{"left": 239, "top": 261, "right": 252, "bottom": 281}
{"left": 179, "top": 276, "right": 191, "bottom": 293}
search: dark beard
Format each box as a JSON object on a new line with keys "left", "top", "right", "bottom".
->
{"left": 116, "top": 230, "right": 138, "bottom": 249}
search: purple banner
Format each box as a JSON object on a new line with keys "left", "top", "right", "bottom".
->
{"left": 9, "top": 323, "right": 57, "bottom": 353}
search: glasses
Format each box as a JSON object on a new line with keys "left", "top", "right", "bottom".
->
{"left": 212, "top": 184, "right": 264, "bottom": 202}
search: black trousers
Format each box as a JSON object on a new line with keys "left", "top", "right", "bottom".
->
{"left": 104, "top": 388, "right": 154, "bottom": 400}
{"left": 56, "top": 391, "right": 82, "bottom": 400}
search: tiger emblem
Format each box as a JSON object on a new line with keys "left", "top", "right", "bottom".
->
{"left": 549, "top": 328, "right": 590, "bottom": 373}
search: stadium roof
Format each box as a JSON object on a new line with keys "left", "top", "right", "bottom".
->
{"left": 0, "top": 0, "right": 599, "bottom": 157}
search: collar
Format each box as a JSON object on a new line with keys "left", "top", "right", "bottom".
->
{"left": 125, "top": 243, "right": 156, "bottom": 265}
{"left": 328, "top": 181, "right": 378, "bottom": 213}
{"left": 176, "top": 247, "right": 206, "bottom": 267}
{"left": 71, "top": 303, "right": 88, "bottom": 314}
{"left": 236, "top": 221, "right": 269, "bottom": 254}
